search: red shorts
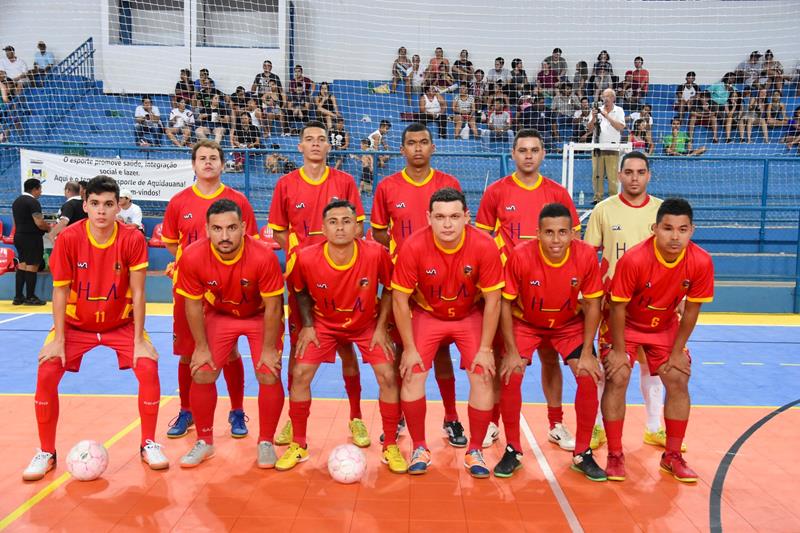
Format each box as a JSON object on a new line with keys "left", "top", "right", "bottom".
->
{"left": 513, "top": 319, "right": 586, "bottom": 364}
{"left": 172, "top": 290, "right": 195, "bottom": 357}
{"left": 411, "top": 308, "right": 483, "bottom": 374}
{"left": 601, "top": 320, "right": 691, "bottom": 376}
{"left": 298, "top": 322, "right": 391, "bottom": 366}
{"left": 44, "top": 322, "right": 144, "bottom": 372}
{"left": 202, "top": 308, "right": 283, "bottom": 375}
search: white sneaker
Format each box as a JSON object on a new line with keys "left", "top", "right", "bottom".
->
{"left": 23, "top": 449, "right": 56, "bottom": 481}
{"left": 547, "top": 423, "right": 576, "bottom": 451}
{"left": 482, "top": 421, "right": 500, "bottom": 448}
{"left": 257, "top": 441, "right": 277, "bottom": 469}
{"left": 179, "top": 440, "right": 215, "bottom": 468}
{"left": 141, "top": 440, "right": 169, "bottom": 470}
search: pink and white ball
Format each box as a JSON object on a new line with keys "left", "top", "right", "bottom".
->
{"left": 66, "top": 440, "right": 109, "bottom": 481}
{"left": 327, "top": 444, "right": 366, "bottom": 484}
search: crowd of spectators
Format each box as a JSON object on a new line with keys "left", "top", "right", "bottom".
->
{"left": 1, "top": 42, "right": 56, "bottom": 143}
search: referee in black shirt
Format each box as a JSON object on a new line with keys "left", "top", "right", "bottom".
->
{"left": 11, "top": 179, "right": 50, "bottom": 305}
{"left": 50, "top": 181, "right": 87, "bottom": 240}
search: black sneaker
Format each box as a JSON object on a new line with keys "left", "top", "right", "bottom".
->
{"left": 493, "top": 445, "right": 523, "bottom": 478}
{"left": 442, "top": 420, "right": 468, "bottom": 447}
{"left": 24, "top": 296, "right": 46, "bottom": 306}
{"left": 570, "top": 449, "right": 607, "bottom": 481}
{"left": 379, "top": 416, "right": 406, "bottom": 444}
{"left": 12, "top": 297, "right": 24, "bottom": 305}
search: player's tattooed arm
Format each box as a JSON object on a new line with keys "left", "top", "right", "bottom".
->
{"left": 295, "top": 288, "right": 320, "bottom": 358}
{"left": 186, "top": 297, "right": 215, "bottom": 374}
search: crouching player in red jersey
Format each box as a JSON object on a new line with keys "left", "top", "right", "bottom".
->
{"left": 24, "top": 175, "right": 168, "bottom": 481}
{"left": 392, "top": 188, "right": 504, "bottom": 478}
{"left": 494, "top": 203, "right": 606, "bottom": 480}
{"left": 276, "top": 200, "right": 407, "bottom": 473}
{"left": 603, "top": 198, "right": 714, "bottom": 483}
{"left": 175, "top": 199, "right": 286, "bottom": 468}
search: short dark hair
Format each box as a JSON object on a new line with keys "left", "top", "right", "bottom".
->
{"left": 621, "top": 151, "right": 650, "bottom": 171}
{"left": 538, "top": 202, "right": 572, "bottom": 223}
{"left": 23, "top": 178, "right": 41, "bottom": 193}
{"left": 380, "top": 119, "right": 392, "bottom": 128}
{"left": 263, "top": 60, "right": 272, "bottom": 66}
{"left": 176, "top": 96, "right": 185, "bottom": 104}
{"left": 192, "top": 139, "right": 225, "bottom": 162}
{"left": 141, "top": 96, "right": 151, "bottom": 103}
{"left": 64, "top": 181, "right": 81, "bottom": 195}
{"left": 78, "top": 180, "right": 89, "bottom": 191}
{"left": 513, "top": 128, "right": 545, "bottom": 149}
{"left": 401, "top": 122, "right": 431, "bottom": 144}
{"left": 294, "top": 64, "right": 303, "bottom": 71}
{"left": 207, "top": 198, "right": 241, "bottom": 221}
{"left": 85, "top": 175, "right": 120, "bottom": 200}
{"left": 301, "top": 119, "right": 327, "bottom": 137}
{"left": 656, "top": 197, "right": 693, "bottom": 224}
{"left": 635, "top": 56, "right": 644, "bottom": 62}
{"left": 429, "top": 187, "right": 467, "bottom": 212}
{"left": 495, "top": 56, "right": 504, "bottom": 63}
{"left": 322, "top": 199, "right": 357, "bottom": 218}
{"left": 686, "top": 71, "right": 696, "bottom": 78}
{"left": 552, "top": 47, "right": 562, "bottom": 54}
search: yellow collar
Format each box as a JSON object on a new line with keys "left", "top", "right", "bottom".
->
{"left": 300, "top": 166, "right": 330, "bottom": 185}
{"left": 192, "top": 182, "right": 225, "bottom": 200}
{"left": 211, "top": 238, "right": 245, "bottom": 265}
{"left": 511, "top": 172, "right": 543, "bottom": 191}
{"left": 653, "top": 239, "right": 685, "bottom": 268}
{"left": 539, "top": 241, "right": 570, "bottom": 268}
{"left": 401, "top": 168, "right": 434, "bottom": 187}
{"left": 433, "top": 229, "right": 466, "bottom": 254}
{"left": 323, "top": 241, "right": 358, "bottom": 270}
{"left": 86, "top": 221, "right": 118, "bottom": 249}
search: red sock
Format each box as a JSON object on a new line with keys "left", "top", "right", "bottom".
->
{"left": 467, "top": 405, "right": 493, "bottom": 451}
{"left": 35, "top": 362, "right": 65, "bottom": 453}
{"left": 436, "top": 375, "right": 458, "bottom": 422}
{"left": 178, "top": 361, "right": 192, "bottom": 411}
{"left": 401, "top": 397, "right": 427, "bottom": 449}
{"left": 604, "top": 418, "right": 625, "bottom": 455}
{"left": 664, "top": 418, "right": 688, "bottom": 455}
{"left": 190, "top": 382, "right": 218, "bottom": 444}
{"left": 491, "top": 401, "right": 501, "bottom": 425}
{"left": 223, "top": 357, "right": 245, "bottom": 412}
{"left": 500, "top": 372, "right": 523, "bottom": 451}
{"left": 258, "top": 382, "right": 285, "bottom": 442}
{"left": 547, "top": 405, "right": 563, "bottom": 429}
{"left": 379, "top": 400, "right": 401, "bottom": 448}
{"left": 573, "top": 376, "right": 598, "bottom": 454}
{"left": 288, "top": 399, "right": 311, "bottom": 447}
{"left": 134, "top": 358, "right": 161, "bottom": 446}
{"left": 343, "top": 374, "right": 362, "bottom": 420}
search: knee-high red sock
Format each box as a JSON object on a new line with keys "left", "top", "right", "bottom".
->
{"left": 258, "top": 382, "right": 285, "bottom": 442}
{"left": 500, "top": 372, "right": 523, "bottom": 451}
{"left": 664, "top": 418, "right": 688, "bottom": 455}
{"left": 343, "top": 374, "right": 362, "bottom": 420}
{"left": 547, "top": 405, "right": 563, "bottom": 429}
{"left": 604, "top": 418, "right": 624, "bottom": 455}
{"left": 178, "top": 361, "right": 192, "bottom": 411}
{"left": 190, "top": 382, "right": 217, "bottom": 444}
{"left": 288, "top": 399, "right": 311, "bottom": 447}
{"left": 468, "top": 405, "right": 493, "bottom": 451}
{"left": 491, "top": 401, "right": 501, "bottom": 425}
{"left": 223, "top": 357, "right": 245, "bottom": 411}
{"left": 134, "top": 358, "right": 161, "bottom": 446}
{"left": 436, "top": 375, "right": 458, "bottom": 422}
{"left": 401, "top": 397, "right": 427, "bottom": 449}
{"left": 35, "top": 362, "right": 65, "bottom": 454}
{"left": 573, "top": 375, "right": 598, "bottom": 454}
{"left": 379, "top": 400, "right": 401, "bottom": 448}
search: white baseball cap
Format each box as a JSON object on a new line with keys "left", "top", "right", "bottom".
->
{"left": 119, "top": 189, "right": 133, "bottom": 199}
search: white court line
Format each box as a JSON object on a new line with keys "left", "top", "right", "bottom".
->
{"left": 779, "top": 363, "right": 800, "bottom": 367}
{"left": 741, "top": 362, "right": 765, "bottom": 366}
{"left": 520, "top": 413, "right": 583, "bottom": 533}
{"left": 0, "top": 313, "right": 35, "bottom": 325}
{"left": 702, "top": 362, "right": 726, "bottom": 365}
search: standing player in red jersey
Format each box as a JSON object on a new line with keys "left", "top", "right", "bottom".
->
{"left": 371, "top": 122, "right": 468, "bottom": 447}
{"left": 603, "top": 198, "right": 714, "bottom": 483}
{"left": 161, "top": 140, "right": 259, "bottom": 440}
{"left": 392, "top": 188, "right": 504, "bottom": 478}
{"left": 23, "top": 175, "right": 169, "bottom": 481}
{"left": 175, "top": 199, "right": 285, "bottom": 468}
{"left": 494, "top": 203, "right": 606, "bottom": 481}
{"left": 476, "top": 129, "right": 581, "bottom": 452}
{"left": 275, "top": 200, "right": 407, "bottom": 473}
{"left": 268, "top": 121, "right": 371, "bottom": 448}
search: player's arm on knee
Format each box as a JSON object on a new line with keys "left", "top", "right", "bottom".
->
{"left": 39, "top": 285, "right": 69, "bottom": 366}
{"left": 472, "top": 290, "right": 500, "bottom": 377}
{"left": 499, "top": 298, "right": 524, "bottom": 383}
{"left": 295, "top": 288, "right": 319, "bottom": 357}
{"left": 185, "top": 297, "right": 214, "bottom": 372}
{"left": 371, "top": 288, "right": 394, "bottom": 359}
{"left": 258, "top": 294, "right": 284, "bottom": 374}
{"left": 664, "top": 301, "right": 703, "bottom": 377}
{"left": 606, "top": 299, "right": 631, "bottom": 379}
{"left": 578, "top": 296, "right": 602, "bottom": 382}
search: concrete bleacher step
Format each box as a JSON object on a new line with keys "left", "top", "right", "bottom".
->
{"left": 711, "top": 252, "right": 796, "bottom": 279}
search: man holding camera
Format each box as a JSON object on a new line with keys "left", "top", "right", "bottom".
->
{"left": 587, "top": 88, "right": 625, "bottom": 204}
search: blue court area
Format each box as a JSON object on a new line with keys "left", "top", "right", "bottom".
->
{"left": 2, "top": 312, "right": 799, "bottom": 407}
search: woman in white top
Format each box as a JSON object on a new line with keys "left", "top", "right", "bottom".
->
{"left": 408, "top": 54, "right": 426, "bottom": 106}
{"left": 419, "top": 84, "right": 447, "bottom": 138}
{"left": 166, "top": 97, "right": 194, "bottom": 147}
{"left": 452, "top": 83, "right": 478, "bottom": 139}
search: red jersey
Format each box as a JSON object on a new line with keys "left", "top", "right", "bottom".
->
{"left": 476, "top": 173, "right": 580, "bottom": 263}
{"left": 370, "top": 168, "right": 461, "bottom": 255}
{"left": 392, "top": 225, "right": 504, "bottom": 320}
{"left": 610, "top": 236, "right": 714, "bottom": 331}
{"left": 287, "top": 239, "right": 392, "bottom": 331}
{"left": 50, "top": 220, "right": 148, "bottom": 333}
{"left": 175, "top": 235, "right": 284, "bottom": 319}
{"left": 162, "top": 183, "right": 259, "bottom": 261}
{"left": 268, "top": 166, "right": 365, "bottom": 252}
{"left": 503, "top": 239, "right": 603, "bottom": 330}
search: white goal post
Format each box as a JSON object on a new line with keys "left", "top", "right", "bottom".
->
{"left": 561, "top": 142, "right": 633, "bottom": 204}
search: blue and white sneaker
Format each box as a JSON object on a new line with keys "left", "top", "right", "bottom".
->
{"left": 464, "top": 449, "right": 490, "bottom": 479}
{"left": 166, "top": 409, "right": 194, "bottom": 439}
{"left": 408, "top": 446, "right": 432, "bottom": 475}
{"left": 229, "top": 409, "right": 249, "bottom": 438}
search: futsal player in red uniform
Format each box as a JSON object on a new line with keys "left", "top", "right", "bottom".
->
{"left": 161, "top": 140, "right": 259, "bottom": 439}
{"left": 392, "top": 188, "right": 504, "bottom": 477}
{"left": 275, "top": 200, "right": 406, "bottom": 473}
{"left": 494, "top": 203, "right": 606, "bottom": 481}
{"left": 603, "top": 198, "right": 714, "bottom": 483}
{"left": 476, "top": 129, "right": 581, "bottom": 451}
{"left": 175, "top": 199, "right": 285, "bottom": 468}
{"left": 24, "top": 175, "right": 168, "bottom": 481}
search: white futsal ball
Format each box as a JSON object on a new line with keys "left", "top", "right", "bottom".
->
{"left": 66, "top": 440, "right": 109, "bottom": 481}
{"left": 327, "top": 444, "right": 366, "bottom": 484}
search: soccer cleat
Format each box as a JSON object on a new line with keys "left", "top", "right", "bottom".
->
{"left": 660, "top": 452, "right": 698, "bottom": 483}
{"left": 179, "top": 440, "right": 215, "bottom": 468}
{"left": 408, "top": 446, "right": 431, "bottom": 475}
{"left": 644, "top": 428, "right": 687, "bottom": 453}
{"left": 442, "top": 420, "right": 468, "bottom": 447}
{"left": 464, "top": 449, "right": 490, "bottom": 479}
{"left": 379, "top": 417, "right": 406, "bottom": 444}
{"left": 590, "top": 424, "right": 607, "bottom": 450}
{"left": 548, "top": 423, "right": 576, "bottom": 451}
{"left": 275, "top": 420, "right": 293, "bottom": 445}
{"left": 275, "top": 442, "right": 309, "bottom": 471}
{"left": 228, "top": 409, "right": 249, "bottom": 438}
{"left": 257, "top": 441, "right": 278, "bottom": 469}
{"left": 605, "top": 452, "right": 626, "bottom": 481}
{"left": 493, "top": 445, "right": 523, "bottom": 478}
{"left": 349, "top": 418, "right": 371, "bottom": 448}
{"left": 166, "top": 409, "right": 194, "bottom": 439}
{"left": 382, "top": 444, "right": 408, "bottom": 474}
{"left": 22, "top": 450, "right": 56, "bottom": 481}
{"left": 482, "top": 421, "right": 500, "bottom": 448}
{"left": 570, "top": 449, "right": 607, "bottom": 481}
{"left": 140, "top": 440, "right": 169, "bottom": 470}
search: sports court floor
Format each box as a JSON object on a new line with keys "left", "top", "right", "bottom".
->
{"left": 0, "top": 303, "right": 797, "bottom": 532}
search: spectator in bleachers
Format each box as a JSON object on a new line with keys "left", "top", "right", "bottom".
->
{"left": 471, "top": 69, "right": 489, "bottom": 117}
{"left": 419, "top": 84, "right": 447, "bottom": 138}
{"left": 587, "top": 87, "right": 625, "bottom": 203}
{"left": 193, "top": 68, "right": 215, "bottom": 92}
{"left": 116, "top": 189, "right": 143, "bottom": 231}
{"left": 488, "top": 83, "right": 511, "bottom": 114}
{"left": 742, "top": 87, "right": 769, "bottom": 143}
{"left": 591, "top": 64, "right": 614, "bottom": 102}
{"left": 328, "top": 116, "right": 350, "bottom": 169}
{"left": 260, "top": 78, "right": 286, "bottom": 136}
{"left": 536, "top": 61, "right": 558, "bottom": 99}
{"left": 515, "top": 93, "right": 551, "bottom": 143}
{"left": 782, "top": 107, "right": 800, "bottom": 152}
{"left": 628, "top": 103, "right": 653, "bottom": 132}
{"left": 592, "top": 50, "right": 614, "bottom": 77}
{"left": 408, "top": 54, "right": 426, "bottom": 106}
{"left": 195, "top": 93, "right": 229, "bottom": 144}
{"left": 452, "top": 83, "right": 478, "bottom": 139}
{"left": 675, "top": 71, "right": 699, "bottom": 122}
{"left": 688, "top": 90, "right": 720, "bottom": 144}
{"left": 391, "top": 47, "right": 413, "bottom": 95}
{"left": 550, "top": 82, "right": 578, "bottom": 143}
{"left": 1, "top": 46, "right": 29, "bottom": 93}
{"left": 244, "top": 97, "right": 264, "bottom": 138}
{"left": 664, "top": 117, "right": 706, "bottom": 156}
{"left": 431, "top": 63, "right": 457, "bottom": 94}
{"left": 0, "top": 70, "right": 12, "bottom": 103}
{"left": 174, "top": 68, "right": 195, "bottom": 109}
{"left": 509, "top": 58, "right": 528, "bottom": 100}
{"left": 487, "top": 57, "right": 511, "bottom": 90}
{"left": 166, "top": 96, "right": 195, "bottom": 147}
{"left": 572, "top": 61, "right": 589, "bottom": 98}
{"left": 350, "top": 138, "right": 375, "bottom": 194}
{"left": 287, "top": 82, "right": 312, "bottom": 135}
{"left": 573, "top": 96, "right": 593, "bottom": 142}
{"left": 766, "top": 89, "right": 788, "bottom": 134}
{"left": 369, "top": 119, "right": 392, "bottom": 169}
{"left": 709, "top": 72, "right": 735, "bottom": 113}
{"left": 488, "top": 98, "right": 512, "bottom": 144}
{"left": 762, "top": 50, "right": 784, "bottom": 93}
{"left": 630, "top": 118, "right": 654, "bottom": 155}
{"left": 227, "top": 85, "right": 248, "bottom": 131}
{"left": 290, "top": 65, "right": 316, "bottom": 99}
{"left": 623, "top": 56, "right": 649, "bottom": 109}
{"left": 452, "top": 49, "right": 474, "bottom": 86}
{"left": 196, "top": 76, "right": 223, "bottom": 109}
{"left": 724, "top": 88, "right": 745, "bottom": 143}
{"left": 231, "top": 112, "right": 261, "bottom": 172}
{"left": 425, "top": 47, "right": 450, "bottom": 79}
{"left": 265, "top": 153, "right": 291, "bottom": 173}
{"left": 30, "top": 41, "right": 54, "bottom": 87}
{"left": 251, "top": 59, "right": 283, "bottom": 98}
{"left": 134, "top": 96, "right": 164, "bottom": 147}
{"left": 314, "top": 81, "right": 340, "bottom": 131}
{"left": 544, "top": 48, "right": 568, "bottom": 80}
{"left": 735, "top": 51, "right": 763, "bottom": 89}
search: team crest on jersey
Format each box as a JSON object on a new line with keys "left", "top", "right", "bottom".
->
{"left": 611, "top": 225, "right": 622, "bottom": 231}
{"left": 395, "top": 202, "right": 406, "bottom": 209}
{"left": 77, "top": 261, "right": 88, "bottom": 269}
{"left": 114, "top": 262, "right": 122, "bottom": 272}
{"left": 463, "top": 265, "right": 473, "bottom": 276}
{"left": 645, "top": 281, "right": 652, "bottom": 288}
{"left": 570, "top": 277, "right": 578, "bottom": 287}
{"left": 425, "top": 268, "right": 437, "bottom": 276}
{"left": 359, "top": 277, "right": 369, "bottom": 287}
{"left": 682, "top": 279, "right": 691, "bottom": 288}
{"left": 530, "top": 280, "right": 541, "bottom": 286}
{"left": 295, "top": 202, "right": 305, "bottom": 209}
{"left": 183, "top": 213, "right": 193, "bottom": 219}
{"left": 316, "top": 283, "right": 328, "bottom": 289}
{"left": 505, "top": 205, "right": 517, "bottom": 211}
{"left": 240, "top": 278, "right": 250, "bottom": 287}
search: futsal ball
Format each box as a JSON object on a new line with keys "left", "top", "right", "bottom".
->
{"left": 66, "top": 440, "right": 109, "bottom": 481}
{"left": 327, "top": 444, "right": 366, "bottom": 484}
